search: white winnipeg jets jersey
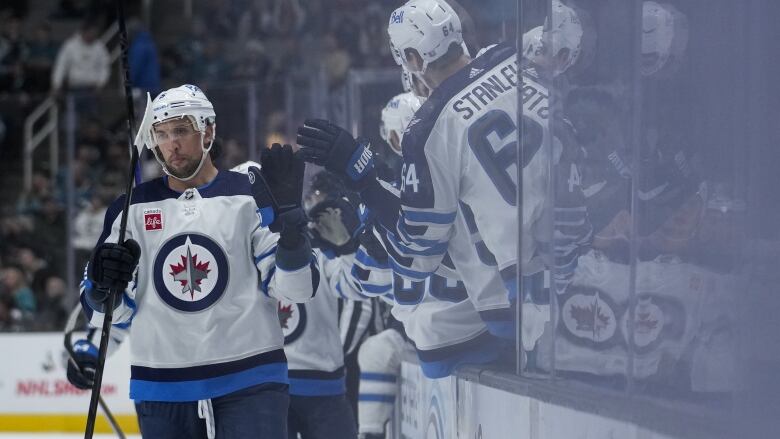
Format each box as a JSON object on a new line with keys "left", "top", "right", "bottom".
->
{"left": 388, "top": 42, "right": 552, "bottom": 299}
{"left": 80, "top": 171, "right": 316, "bottom": 402}
{"left": 280, "top": 250, "right": 354, "bottom": 396}
{"left": 350, "top": 230, "right": 505, "bottom": 378}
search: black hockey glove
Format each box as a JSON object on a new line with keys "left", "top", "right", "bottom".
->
{"left": 250, "top": 144, "right": 306, "bottom": 234}
{"left": 296, "top": 119, "right": 376, "bottom": 189}
{"left": 66, "top": 339, "right": 98, "bottom": 390}
{"left": 87, "top": 239, "right": 141, "bottom": 311}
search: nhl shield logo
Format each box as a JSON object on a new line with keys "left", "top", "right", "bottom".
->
{"left": 278, "top": 300, "right": 307, "bottom": 344}
{"left": 153, "top": 233, "right": 229, "bottom": 312}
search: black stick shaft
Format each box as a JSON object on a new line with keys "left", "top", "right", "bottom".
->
{"left": 84, "top": 1, "right": 139, "bottom": 437}
{"left": 64, "top": 307, "right": 126, "bottom": 439}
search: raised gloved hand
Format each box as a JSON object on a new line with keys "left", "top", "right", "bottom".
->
{"left": 66, "top": 339, "right": 98, "bottom": 390}
{"left": 87, "top": 239, "right": 141, "bottom": 311}
{"left": 249, "top": 144, "right": 306, "bottom": 237}
{"left": 296, "top": 119, "right": 376, "bottom": 189}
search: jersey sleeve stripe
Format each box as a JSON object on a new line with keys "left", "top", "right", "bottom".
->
{"left": 401, "top": 209, "right": 457, "bottom": 225}
{"left": 254, "top": 246, "right": 277, "bottom": 265}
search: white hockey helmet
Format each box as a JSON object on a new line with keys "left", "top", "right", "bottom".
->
{"left": 142, "top": 84, "right": 217, "bottom": 181}
{"left": 531, "top": 0, "right": 583, "bottom": 76}
{"left": 387, "top": 0, "right": 468, "bottom": 74}
{"left": 380, "top": 92, "right": 423, "bottom": 156}
{"left": 149, "top": 84, "right": 215, "bottom": 141}
{"left": 522, "top": 26, "right": 545, "bottom": 63}
{"left": 642, "top": 1, "right": 688, "bottom": 76}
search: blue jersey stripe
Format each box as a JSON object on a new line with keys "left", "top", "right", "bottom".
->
{"left": 360, "top": 372, "right": 397, "bottom": 383}
{"left": 254, "top": 246, "right": 277, "bottom": 265}
{"left": 359, "top": 394, "right": 395, "bottom": 403}
{"left": 388, "top": 259, "right": 430, "bottom": 281}
{"left": 401, "top": 209, "right": 457, "bottom": 225}
{"left": 130, "top": 362, "right": 288, "bottom": 402}
{"left": 131, "top": 349, "right": 286, "bottom": 382}
{"left": 361, "top": 283, "right": 393, "bottom": 295}
{"left": 288, "top": 376, "right": 346, "bottom": 396}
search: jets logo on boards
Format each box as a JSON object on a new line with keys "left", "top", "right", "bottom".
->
{"left": 153, "top": 233, "right": 229, "bottom": 312}
{"left": 425, "top": 384, "right": 446, "bottom": 439}
{"left": 278, "top": 300, "right": 307, "bottom": 344}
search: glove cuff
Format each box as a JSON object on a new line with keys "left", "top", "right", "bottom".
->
{"left": 276, "top": 232, "right": 312, "bottom": 271}
{"left": 341, "top": 139, "right": 377, "bottom": 190}
{"left": 84, "top": 285, "right": 122, "bottom": 313}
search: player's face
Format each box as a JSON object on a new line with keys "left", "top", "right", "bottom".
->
{"left": 153, "top": 119, "right": 213, "bottom": 179}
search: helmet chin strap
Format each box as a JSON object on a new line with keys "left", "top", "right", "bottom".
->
{"left": 154, "top": 130, "right": 216, "bottom": 183}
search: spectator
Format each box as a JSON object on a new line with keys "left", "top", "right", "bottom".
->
{"left": 0, "top": 16, "right": 28, "bottom": 93}
{"left": 16, "top": 172, "right": 52, "bottom": 216}
{"left": 128, "top": 18, "right": 161, "bottom": 96}
{"left": 16, "top": 247, "right": 51, "bottom": 297}
{"left": 72, "top": 192, "right": 107, "bottom": 274}
{"left": 24, "top": 22, "right": 59, "bottom": 94}
{"left": 31, "top": 197, "right": 66, "bottom": 274}
{"left": 231, "top": 41, "right": 270, "bottom": 83}
{"left": 357, "top": 5, "right": 392, "bottom": 68}
{"left": 0, "top": 266, "right": 36, "bottom": 315}
{"left": 0, "top": 294, "right": 13, "bottom": 331}
{"left": 51, "top": 19, "right": 109, "bottom": 95}
{"left": 37, "top": 276, "right": 69, "bottom": 331}
{"left": 321, "top": 34, "right": 351, "bottom": 88}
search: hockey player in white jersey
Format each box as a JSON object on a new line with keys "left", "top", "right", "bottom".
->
{"left": 79, "top": 85, "right": 317, "bottom": 438}
{"left": 227, "top": 163, "right": 360, "bottom": 439}
{"left": 312, "top": 90, "right": 509, "bottom": 438}
{"left": 296, "top": 0, "right": 552, "bottom": 340}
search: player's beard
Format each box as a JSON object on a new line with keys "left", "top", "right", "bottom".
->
{"left": 165, "top": 152, "right": 203, "bottom": 180}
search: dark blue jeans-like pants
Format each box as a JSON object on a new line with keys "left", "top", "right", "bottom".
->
{"left": 287, "top": 394, "right": 357, "bottom": 439}
{"left": 136, "top": 383, "right": 290, "bottom": 438}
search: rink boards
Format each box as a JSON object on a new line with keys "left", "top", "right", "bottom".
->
{"left": 395, "top": 360, "right": 696, "bottom": 439}
{"left": 0, "top": 333, "right": 709, "bottom": 437}
{"left": 0, "top": 333, "right": 139, "bottom": 433}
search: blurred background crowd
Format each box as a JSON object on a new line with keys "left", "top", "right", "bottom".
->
{"left": 0, "top": 0, "right": 507, "bottom": 331}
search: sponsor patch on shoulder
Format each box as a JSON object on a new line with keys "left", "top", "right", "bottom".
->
{"left": 144, "top": 208, "right": 163, "bottom": 231}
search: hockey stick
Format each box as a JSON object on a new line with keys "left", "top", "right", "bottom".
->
{"left": 85, "top": 1, "right": 140, "bottom": 437}
{"left": 64, "top": 305, "right": 127, "bottom": 439}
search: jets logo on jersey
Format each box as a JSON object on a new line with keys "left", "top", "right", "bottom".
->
{"left": 278, "top": 300, "right": 307, "bottom": 344}
{"left": 560, "top": 287, "right": 620, "bottom": 349}
{"left": 153, "top": 233, "right": 229, "bottom": 312}
{"left": 620, "top": 293, "right": 685, "bottom": 355}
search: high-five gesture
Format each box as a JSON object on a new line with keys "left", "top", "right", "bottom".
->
{"left": 297, "top": 119, "right": 376, "bottom": 189}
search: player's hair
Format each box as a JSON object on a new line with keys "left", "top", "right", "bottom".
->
{"left": 405, "top": 42, "right": 465, "bottom": 73}
{"left": 308, "top": 171, "right": 346, "bottom": 198}
{"left": 208, "top": 135, "right": 221, "bottom": 162}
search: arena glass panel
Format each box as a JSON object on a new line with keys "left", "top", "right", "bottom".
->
{"left": 520, "top": 0, "right": 780, "bottom": 436}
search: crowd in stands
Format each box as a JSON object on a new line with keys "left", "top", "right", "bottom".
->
{"left": 0, "top": 0, "right": 428, "bottom": 331}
